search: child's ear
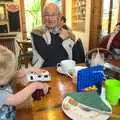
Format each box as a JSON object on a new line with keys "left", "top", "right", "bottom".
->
{"left": 11, "top": 72, "right": 29, "bottom": 92}
{"left": 15, "top": 76, "right": 29, "bottom": 86}
{"left": 11, "top": 73, "right": 21, "bottom": 85}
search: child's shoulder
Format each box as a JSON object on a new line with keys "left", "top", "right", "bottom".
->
{"left": 0, "top": 105, "right": 16, "bottom": 120}
{"left": 0, "top": 84, "right": 15, "bottom": 120}
{"left": 0, "top": 84, "right": 13, "bottom": 93}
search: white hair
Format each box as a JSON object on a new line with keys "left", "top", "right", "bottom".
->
{"left": 43, "top": 3, "right": 61, "bottom": 16}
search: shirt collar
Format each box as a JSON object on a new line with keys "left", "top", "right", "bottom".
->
{"left": 45, "top": 26, "right": 61, "bottom": 34}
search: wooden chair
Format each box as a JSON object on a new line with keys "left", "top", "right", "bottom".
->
{"left": 16, "top": 40, "right": 33, "bottom": 69}
{"left": 85, "top": 48, "right": 113, "bottom": 66}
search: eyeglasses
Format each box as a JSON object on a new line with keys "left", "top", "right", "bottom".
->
{"left": 44, "top": 13, "right": 59, "bottom": 17}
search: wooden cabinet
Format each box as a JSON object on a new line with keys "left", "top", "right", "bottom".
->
{"left": 72, "top": 0, "right": 86, "bottom": 32}
{"left": 0, "top": 3, "right": 20, "bottom": 33}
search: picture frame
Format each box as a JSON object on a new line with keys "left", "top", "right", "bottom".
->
{"left": 0, "top": 4, "right": 6, "bottom": 21}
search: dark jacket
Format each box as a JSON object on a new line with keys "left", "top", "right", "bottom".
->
{"left": 31, "top": 30, "right": 85, "bottom": 67}
{"left": 31, "top": 32, "right": 68, "bottom": 67}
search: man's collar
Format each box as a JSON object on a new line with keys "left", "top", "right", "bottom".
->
{"left": 45, "top": 26, "right": 60, "bottom": 34}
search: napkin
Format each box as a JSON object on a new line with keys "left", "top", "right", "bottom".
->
{"left": 66, "top": 91, "right": 112, "bottom": 113}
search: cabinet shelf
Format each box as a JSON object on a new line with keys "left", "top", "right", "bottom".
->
{"left": 0, "top": 20, "right": 8, "bottom": 25}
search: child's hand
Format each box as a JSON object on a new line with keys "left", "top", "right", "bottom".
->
{"left": 6, "top": 82, "right": 50, "bottom": 106}
{"left": 31, "top": 82, "right": 49, "bottom": 90}
{"left": 19, "top": 68, "right": 46, "bottom": 76}
{"left": 15, "top": 68, "right": 47, "bottom": 86}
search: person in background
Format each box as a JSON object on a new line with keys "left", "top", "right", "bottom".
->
{"left": 31, "top": 3, "right": 85, "bottom": 68}
{"left": 99, "top": 23, "right": 120, "bottom": 59}
{"left": 0, "top": 45, "right": 49, "bottom": 120}
{"left": 60, "top": 15, "right": 76, "bottom": 40}
{"left": 60, "top": 16, "right": 69, "bottom": 30}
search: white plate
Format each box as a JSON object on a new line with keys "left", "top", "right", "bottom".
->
{"left": 56, "top": 66, "right": 73, "bottom": 78}
{"left": 56, "top": 66, "right": 65, "bottom": 74}
{"left": 62, "top": 96, "right": 111, "bottom": 120}
{"left": 56, "top": 66, "right": 87, "bottom": 75}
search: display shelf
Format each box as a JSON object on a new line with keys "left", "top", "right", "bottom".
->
{"left": 72, "top": 0, "right": 86, "bottom": 32}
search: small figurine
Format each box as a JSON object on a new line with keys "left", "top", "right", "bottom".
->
{"left": 32, "top": 87, "right": 51, "bottom": 100}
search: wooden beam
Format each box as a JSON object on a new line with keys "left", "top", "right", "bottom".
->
{"left": 108, "top": 0, "right": 113, "bottom": 33}
{"left": 18, "top": 0, "right": 27, "bottom": 39}
{"left": 89, "top": 0, "right": 103, "bottom": 49}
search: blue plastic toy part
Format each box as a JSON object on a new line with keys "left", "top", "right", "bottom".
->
{"left": 77, "top": 65, "right": 104, "bottom": 94}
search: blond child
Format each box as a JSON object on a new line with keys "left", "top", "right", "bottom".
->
{"left": 0, "top": 45, "right": 49, "bottom": 120}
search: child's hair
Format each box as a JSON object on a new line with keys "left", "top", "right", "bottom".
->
{"left": 0, "top": 45, "right": 16, "bottom": 85}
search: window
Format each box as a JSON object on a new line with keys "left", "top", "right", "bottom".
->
{"left": 101, "top": 0, "right": 118, "bottom": 36}
{"left": 24, "top": 0, "right": 42, "bottom": 38}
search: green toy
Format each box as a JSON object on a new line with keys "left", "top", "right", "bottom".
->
{"left": 105, "top": 79, "right": 120, "bottom": 105}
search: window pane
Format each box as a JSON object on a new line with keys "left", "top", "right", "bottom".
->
{"left": 24, "top": 0, "right": 42, "bottom": 37}
{"left": 101, "top": 0, "right": 110, "bottom": 36}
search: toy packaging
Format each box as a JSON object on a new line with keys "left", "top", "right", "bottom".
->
{"left": 77, "top": 65, "right": 104, "bottom": 94}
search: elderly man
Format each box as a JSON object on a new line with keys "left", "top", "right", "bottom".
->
{"left": 31, "top": 3, "right": 85, "bottom": 67}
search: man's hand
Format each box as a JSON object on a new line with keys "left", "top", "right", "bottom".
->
{"left": 59, "top": 28, "right": 70, "bottom": 40}
{"left": 59, "top": 28, "right": 76, "bottom": 41}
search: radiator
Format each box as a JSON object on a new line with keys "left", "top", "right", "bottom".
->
{"left": 0, "top": 38, "right": 16, "bottom": 54}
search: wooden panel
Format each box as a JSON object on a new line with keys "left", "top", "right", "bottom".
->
{"left": 62, "top": 0, "right": 65, "bottom": 16}
{"left": 18, "top": 0, "right": 27, "bottom": 39}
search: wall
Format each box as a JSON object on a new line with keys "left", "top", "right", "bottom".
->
{"left": 65, "top": 0, "right": 91, "bottom": 53}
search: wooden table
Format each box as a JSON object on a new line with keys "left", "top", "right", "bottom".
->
{"left": 16, "top": 65, "right": 120, "bottom": 120}
{"left": 32, "top": 66, "right": 76, "bottom": 120}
